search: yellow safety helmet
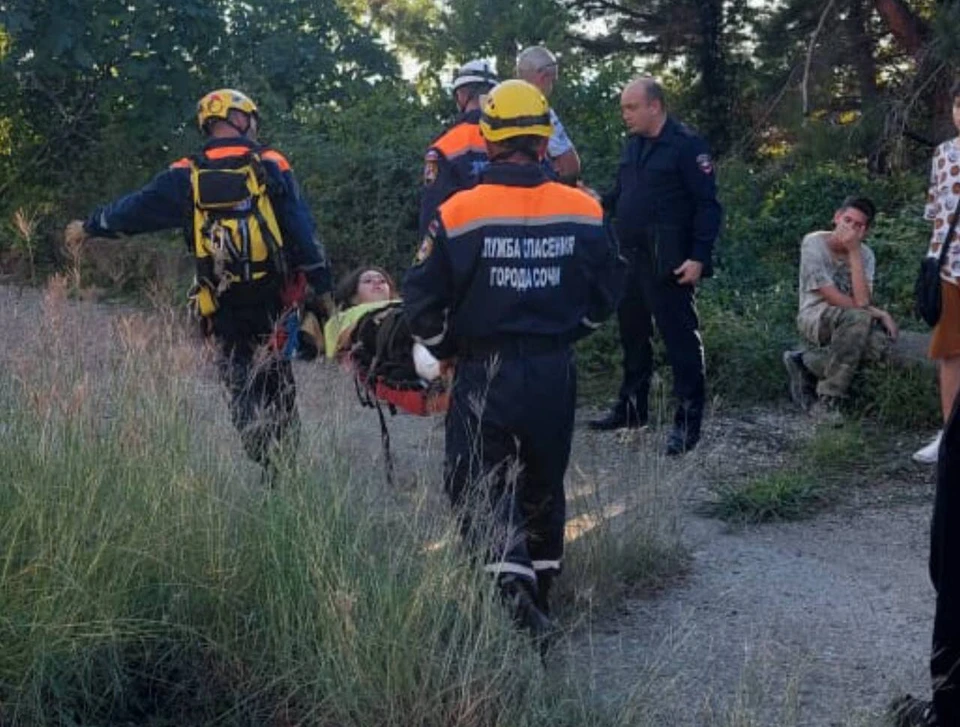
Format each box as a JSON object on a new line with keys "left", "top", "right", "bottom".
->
{"left": 196, "top": 89, "right": 259, "bottom": 132}
{"left": 479, "top": 80, "right": 553, "bottom": 143}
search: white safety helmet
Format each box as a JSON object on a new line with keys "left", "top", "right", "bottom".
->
{"left": 451, "top": 59, "right": 498, "bottom": 93}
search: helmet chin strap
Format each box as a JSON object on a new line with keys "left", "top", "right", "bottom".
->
{"left": 225, "top": 113, "right": 252, "bottom": 137}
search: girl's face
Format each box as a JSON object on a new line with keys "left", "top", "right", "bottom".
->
{"left": 953, "top": 96, "right": 960, "bottom": 135}
{"left": 353, "top": 269, "right": 392, "bottom": 305}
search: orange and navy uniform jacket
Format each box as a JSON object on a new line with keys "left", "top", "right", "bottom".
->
{"left": 82, "top": 137, "right": 332, "bottom": 295}
{"left": 403, "top": 163, "right": 625, "bottom": 358}
{"left": 418, "top": 109, "right": 489, "bottom": 236}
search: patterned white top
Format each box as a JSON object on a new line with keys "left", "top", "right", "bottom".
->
{"left": 925, "top": 137, "right": 960, "bottom": 285}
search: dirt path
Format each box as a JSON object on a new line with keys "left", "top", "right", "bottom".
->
{"left": 0, "top": 284, "right": 940, "bottom": 726}
{"left": 569, "top": 496, "right": 933, "bottom": 725}
{"left": 551, "top": 409, "right": 935, "bottom": 726}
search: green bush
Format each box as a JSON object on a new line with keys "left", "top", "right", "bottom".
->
{"left": 698, "top": 284, "right": 797, "bottom": 405}
{"left": 866, "top": 206, "right": 930, "bottom": 325}
{"left": 576, "top": 318, "right": 623, "bottom": 403}
{"left": 276, "top": 84, "right": 438, "bottom": 282}
{"left": 577, "top": 160, "right": 936, "bottom": 425}
{"left": 852, "top": 361, "right": 940, "bottom": 429}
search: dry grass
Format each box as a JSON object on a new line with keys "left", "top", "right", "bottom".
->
{"left": 1, "top": 277, "right": 892, "bottom": 726}
{"left": 0, "top": 279, "right": 702, "bottom": 726}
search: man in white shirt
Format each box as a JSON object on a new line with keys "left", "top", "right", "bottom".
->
{"left": 516, "top": 46, "right": 581, "bottom": 183}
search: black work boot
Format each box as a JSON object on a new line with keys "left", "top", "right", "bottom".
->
{"left": 666, "top": 400, "right": 703, "bottom": 456}
{"left": 498, "top": 575, "right": 556, "bottom": 657}
{"left": 589, "top": 398, "right": 648, "bottom": 431}
{"left": 535, "top": 571, "right": 555, "bottom": 617}
{"left": 890, "top": 695, "right": 939, "bottom": 726}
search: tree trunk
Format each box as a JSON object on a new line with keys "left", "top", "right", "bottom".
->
{"left": 696, "top": 0, "right": 731, "bottom": 154}
{"left": 847, "top": 0, "right": 887, "bottom": 171}
{"left": 848, "top": 0, "right": 879, "bottom": 107}
{"left": 872, "top": 0, "right": 951, "bottom": 147}
{"left": 872, "top": 0, "right": 928, "bottom": 57}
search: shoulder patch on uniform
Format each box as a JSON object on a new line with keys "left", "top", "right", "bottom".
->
{"left": 423, "top": 150, "right": 439, "bottom": 186}
{"left": 415, "top": 219, "right": 438, "bottom": 265}
{"left": 415, "top": 235, "right": 434, "bottom": 265}
{"left": 696, "top": 153, "right": 714, "bottom": 175}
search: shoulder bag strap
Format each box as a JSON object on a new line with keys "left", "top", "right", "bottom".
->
{"left": 937, "top": 194, "right": 960, "bottom": 268}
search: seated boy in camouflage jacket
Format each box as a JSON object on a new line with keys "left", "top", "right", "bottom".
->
{"left": 783, "top": 196, "right": 898, "bottom": 422}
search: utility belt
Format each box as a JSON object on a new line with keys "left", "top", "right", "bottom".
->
{"left": 193, "top": 275, "right": 282, "bottom": 316}
{"left": 223, "top": 274, "right": 282, "bottom": 302}
{"left": 458, "top": 334, "right": 571, "bottom": 360}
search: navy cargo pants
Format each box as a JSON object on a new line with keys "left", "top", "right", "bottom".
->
{"left": 213, "top": 296, "right": 300, "bottom": 470}
{"left": 444, "top": 340, "right": 575, "bottom": 594}
{"left": 616, "top": 243, "right": 705, "bottom": 425}
{"left": 931, "top": 395, "right": 960, "bottom": 722}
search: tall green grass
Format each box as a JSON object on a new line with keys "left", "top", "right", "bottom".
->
{"left": 0, "top": 282, "right": 848, "bottom": 726}
{"left": 0, "top": 284, "right": 692, "bottom": 726}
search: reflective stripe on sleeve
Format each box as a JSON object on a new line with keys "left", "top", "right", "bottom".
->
{"left": 532, "top": 560, "right": 562, "bottom": 571}
{"left": 483, "top": 562, "right": 537, "bottom": 580}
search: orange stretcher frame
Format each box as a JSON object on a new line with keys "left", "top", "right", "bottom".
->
{"left": 372, "top": 379, "right": 449, "bottom": 416}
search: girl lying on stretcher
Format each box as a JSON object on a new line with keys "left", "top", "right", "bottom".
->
{"left": 323, "top": 266, "right": 448, "bottom": 415}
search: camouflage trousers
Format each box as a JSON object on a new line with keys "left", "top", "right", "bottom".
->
{"left": 801, "top": 308, "right": 891, "bottom": 398}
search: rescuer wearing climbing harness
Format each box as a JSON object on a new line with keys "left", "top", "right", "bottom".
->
{"left": 66, "top": 89, "right": 332, "bottom": 481}
{"left": 404, "top": 79, "right": 624, "bottom": 645}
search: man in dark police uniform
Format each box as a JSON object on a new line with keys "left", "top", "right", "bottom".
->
{"left": 591, "top": 77, "right": 723, "bottom": 457}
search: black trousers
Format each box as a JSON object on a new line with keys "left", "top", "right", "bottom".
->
{"left": 213, "top": 300, "right": 300, "bottom": 469}
{"left": 616, "top": 245, "right": 705, "bottom": 419}
{"left": 932, "top": 395, "right": 960, "bottom": 722}
{"left": 444, "top": 346, "right": 575, "bottom": 589}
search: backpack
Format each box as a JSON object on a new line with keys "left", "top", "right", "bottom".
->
{"left": 189, "top": 149, "right": 287, "bottom": 300}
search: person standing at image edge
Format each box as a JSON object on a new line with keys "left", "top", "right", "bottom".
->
{"left": 913, "top": 81, "right": 960, "bottom": 465}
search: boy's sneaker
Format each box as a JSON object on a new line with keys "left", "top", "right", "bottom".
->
{"left": 783, "top": 350, "right": 816, "bottom": 411}
{"left": 913, "top": 431, "right": 943, "bottom": 465}
{"left": 809, "top": 395, "right": 843, "bottom": 427}
{"left": 890, "top": 694, "right": 939, "bottom": 726}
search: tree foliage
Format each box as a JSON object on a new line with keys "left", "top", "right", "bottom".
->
{"left": 0, "top": 0, "right": 396, "bottom": 202}
{"left": 1, "top": 0, "right": 959, "bottom": 273}
{"left": 0, "top": 0, "right": 952, "bottom": 424}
